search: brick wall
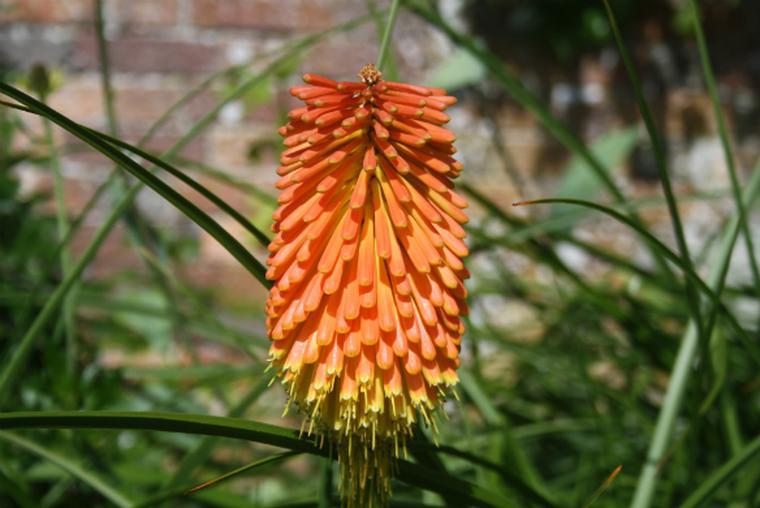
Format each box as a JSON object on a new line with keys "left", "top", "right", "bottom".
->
{"left": 2, "top": 0, "right": 758, "bottom": 292}
{"left": 0, "top": 0, "right": 420, "bottom": 290}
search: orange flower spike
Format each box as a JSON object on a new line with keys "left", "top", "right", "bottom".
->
{"left": 265, "top": 64, "right": 468, "bottom": 507}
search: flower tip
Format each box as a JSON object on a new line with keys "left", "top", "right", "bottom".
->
{"left": 358, "top": 63, "right": 382, "bottom": 86}
{"left": 512, "top": 199, "right": 535, "bottom": 207}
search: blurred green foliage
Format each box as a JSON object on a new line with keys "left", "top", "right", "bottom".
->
{"left": 0, "top": 2, "right": 759, "bottom": 508}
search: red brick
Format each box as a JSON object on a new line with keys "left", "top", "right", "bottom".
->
{"left": 113, "top": 84, "right": 186, "bottom": 125}
{"left": 116, "top": 0, "right": 178, "bottom": 26}
{"left": 72, "top": 223, "right": 144, "bottom": 278}
{"left": 300, "top": 36, "right": 376, "bottom": 79}
{"left": 192, "top": 0, "right": 331, "bottom": 31}
{"left": 134, "top": 133, "right": 206, "bottom": 162}
{"left": 72, "top": 32, "right": 223, "bottom": 74}
{"left": 48, "top": 76, "right": 104, "bottom": 125}
{"left": 190, "top": 214, "right": 270, "bottom": 298}
{"left": 206, "top": 124, "right": 277, "bottom": 176}
{"left": 0, "top": 0, "right": 91, "bottom": 24}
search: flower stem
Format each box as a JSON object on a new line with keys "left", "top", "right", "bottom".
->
{"left": 376, "top": 0, "right": 401, "bottom": 72}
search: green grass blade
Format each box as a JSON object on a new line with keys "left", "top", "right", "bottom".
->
{"left": 581, "top": 465, "right": 623, "bottom": 508}
{"left": 0, "top": 185, "right": 139, "bottom": 404}
{"left": 0, "top": 431, "right": 133, "bottom": 508}
{"left": 462, "top": 183, "right": 602, "bottom": 297}
{"left": 395, "top": 460, "right": 516, "bottom": 508}
{"left": 602, "top": 0, "right": 703, "bottom": 334}
{"left": 95, "top": 0, "right": 119, "bottom": 137}
{"left": 94, "top": 0, "right": 188, "bottom": 346}
{"left": 513, "top": 197, "right": 757, "bottom": 360}
{"left": 175, "top": 157, "right": 278, "bottom": 207}
{"left": 679, "top": 434, "right": 760, "bottom": 508}
{"left": 317, "top": 459, "right": 333, "bottom": 508}
{"left": 136, "top": 452, "right": 299, "bottom": 507}
{"left": 687, "top": 0, "right": 760, "bottom": 365}
{"left": 41, "top": 104, "right": 78, "bottom": 389}
{"left": 376, "top": 0, "right": 401, "bottom": 72}
{"left": 699, "top": 159, "right": 760, "bottom": 411}
{"left": 459, "top": 369, "right": 552, "bottom": 502}
{"left": 404, "top": 0, "right": 677, "bottom": 281}
{"left": 87, "top": 126, "right": 271, "bottom": 248}
{"left": 462, "top": 182, "right": 673, "bottom": 287}
{"left": 429, "top": 444, "right": 557, "bottom": 508}
{"left": 688, "top": 0, "right": 760, "bottom": 295}
{"left": 631, "top": 159, "right": 760, "bottom": 508}
{"left": 0, "top": 411, "right": 513, "bottom": 508}
{"left": 366, "top": 0, "right": 399, "bottom": 80}
{"left": 0, "top": 82, "right": 269, "bottom": 287}
{"left": 0, "top": 411, "right": 324, "bottom": 453}
{"left": 185, "top": 451, "right": 299, "bottom": 496}
{"left": 164, "top": 375, "right": 273, "bottom": 488}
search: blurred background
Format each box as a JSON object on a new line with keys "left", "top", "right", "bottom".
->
{"left": 1, "top": 0, "right": 759, "bottom": 507}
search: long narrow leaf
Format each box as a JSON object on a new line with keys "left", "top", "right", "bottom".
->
{"left": 404, "top": 0, "right": 677, "bottom": 282}
{"left": 0, "top": 431, "right": 133, "bottom": 508}
{"left": 513, "top": 197, "right": 756, "bottom": 359}
{"left": 631, "top": 159, "right": 760, "bottom": 508}
{"left": 688, "top": 0, "right": 760, "bottom": 295}
{"left": 164, "top": 375, "right": 273, "bottom": 488}
{"left": 602, "top": 0, "right": 703, "bottom": 337}
{"left": 88, "top": 126, "right": 271, "bottom": 248}
{"left": 0, "top": 410, "right": 512, "bottom": 508}
{"left": 1, "top": 101, "right": 272, "bottom": 264}
{"left": 0, "top": 82, "right": 269, "bottom": 288}
{"left": 679, "top": 434, "right": 760, "bottom": 508}
{"left": 135, "top": 452, "right": 298, "bottom": 507}
{"left": 0, "top": 185, "right": 139, "bottom": 403}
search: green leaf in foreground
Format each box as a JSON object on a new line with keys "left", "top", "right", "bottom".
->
{"left": 679, "top": 434, "right": 760, "bottom": 508}
{"left": 0, "top": 82, "right": 268, "bottom": 287}
{"left": 0, "top": 411, "right": 515, "bottom": 508}
{"left": 0, "top": 185, "right": 139, "bottom": 403}
{"left": 135, "top": 452, "right": 298, "bottom": 508}
{"left": 0, "top": 430, "right": 133, "bottom": 508}
{"left": 513, "top": 196, "right": 756, "bottom": 357}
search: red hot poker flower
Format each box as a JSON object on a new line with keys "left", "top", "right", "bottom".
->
{"left": 265, "top": 64, "right": 468, "bottom": 506}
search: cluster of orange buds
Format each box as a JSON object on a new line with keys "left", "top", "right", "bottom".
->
{"left": 265, "top": 64, "right": 468, "bottom": 506}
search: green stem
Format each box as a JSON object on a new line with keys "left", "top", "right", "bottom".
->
{"left": 630, "top": 163, "right": 760, "bottom": 508}
{"left": 42, "top": 115, "right": 77, "bottom": 394}
{"left": 679, "top": 434, "right": 760, "bottom": 508}
{"left": 603, "top": 0, "right": 703, "bottom": 338}
{"left": 94, "top": 0, "right": 118, "bottom": 137}
{"left": 404, "top": 0, "right": 678, "bottom": 284}
{"left": 689, "top": 0, "right": 760, "bottom": 309}
{"left": 376, "top": 0, "right": 401, "bottom": 72}
{"left": 0, "top": 431, "right": 133, "bottom": 508}
{"left": 94, "top": 0, "right": 183, "bottom": 342}
{"left": 0, "top": 185, "right": 139, "bottom": 404}
{"left": 367, "top": 0, "right": 399, "bottom": 80}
